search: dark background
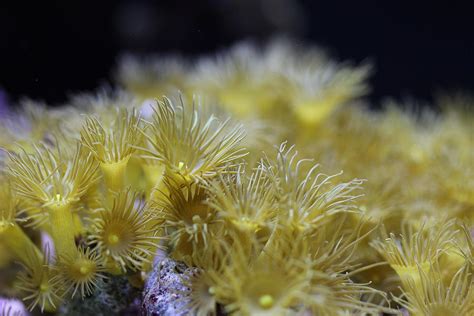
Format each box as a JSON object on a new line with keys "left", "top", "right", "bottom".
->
{"left": 1, "top": 0, "right": 473, "bottom": 107}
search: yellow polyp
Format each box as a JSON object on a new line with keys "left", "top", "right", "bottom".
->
{"left": 217, "top": 83, "right": 278, "bottom": 117}
{"left": 142, "top": 163, "right": 165, "bottom": 191}
{"left": 392, "top": 262, "right": 430, "bottom": 289}
{"left": 219, "top": 90, "right": 256, "bottom": 117}
{"left": 125, "top": 156, "right": 146, "bottom": 190}
{"left": 0, "top": 220, "right": 11, "bottom": 234}
{"left": 143, "top": 164, "right": 166, "bottom": 206}
{"left": 258, "top": 294, "right": 274, "bottom": 309}
{"left": 104, "top": 256, "right": 124, "bottom": 275}
{"left": 439, "top": 249, "right": 466, "bottom": 283}
{"left": 293, "top": 97, "right": 340, "bottom": 126}
{"left": 0, "top": 242, "right": 12, "bottom": 268}
{"left": 429, "top": 306, "right": 458, "bottom": 316}
{"left": 72, "top": 213, "right": 84, "bottom": 236}
{"left": 174, "top": 162, "right": 194, "bottom": 183}
{"left": 443, "top": 249, "right": 465, "bottom": 268}
{"left": 47, "top": 201, "right": 79, "bottom": 260}
{"left": 0, "top": 223, "right": 44, "bottom": 270}
{"left": 100, "top": 157, "right": 130, "bottom": 192}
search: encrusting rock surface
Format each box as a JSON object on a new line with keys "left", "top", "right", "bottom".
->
{"left": 58, "top": 275, "right": 142, "bottom": 316}
{"left": 141, "top": 258, "right": 199, "bottom": 316}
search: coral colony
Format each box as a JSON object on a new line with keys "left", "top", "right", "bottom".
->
{"left": 0, "top": 40, "right": 473, "bottom": 316}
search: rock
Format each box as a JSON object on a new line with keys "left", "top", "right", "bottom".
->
{"left": 141, "top": 258, "right": 199, "bottom": 316}
{"left": 0, "top": 297, "right": 29, "bottom": 316}
{"left": 58, "top": 275, "right": 142, "bottom": 316}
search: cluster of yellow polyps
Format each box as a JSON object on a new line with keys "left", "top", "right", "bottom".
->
{"left": 0, "top": 39, "right": 472, "bottom": 315}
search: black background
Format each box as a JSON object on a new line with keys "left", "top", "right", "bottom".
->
{"left": 1, "top": 0, "right": 473, "bottom": 107}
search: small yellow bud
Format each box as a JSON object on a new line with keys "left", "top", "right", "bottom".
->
{"left": 258, "top": 294, "right": 274, "bottom": 309}
{"left": 192, "top": 215, "right": 202, "bottom": 223}
{"left": 107, "top": 234, "right": 120, "bottom": 245}
{"left": 79, "top": 266, "right": 89, "bottom": 275}
{"left": 208, "top": 286, "right": 216, "bottom": 295}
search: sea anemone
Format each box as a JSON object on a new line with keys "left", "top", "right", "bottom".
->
{"left": 214, "top": 234, "right": 312, "bottom": 316}
{"left": 205, "top": 164, "right": 276, "bottom": 234}
{"left": 0, "top": 39, "right": 473, "bottom": 315}
{"left": 136, "top": 96, "right": 247, "bottom": 185}
{"left": 394, "top": 262, "right": 473, "bottom": 316}
{"left": 80, "top": 109, "right": 142, "bottom": 192}
{"left": 370, "top": 219, "right": 457, "bottom": 289}
{"left": 152, "top": 177, "right": 221, "bottom": 261}
{"left": 88, "top": 188, "right": 161, "bottom": 272}
{"left": 57, "top": 246, "right": 107, "bottom": 298}
{"left": 15, "top": 248, "right": 63, "bottom": 312}
{"left": 262, "top": 142, "right": 364, "bottom": 234}
{"left": 6, "top": 143, "right": 100, "bottom": 261}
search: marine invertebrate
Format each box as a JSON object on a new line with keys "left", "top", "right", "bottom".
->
{"left": 16, "top": 249, "right": 63, "bottom": 312}
{"left": 262, "top": 142, "right": 364, "bottom": 234}
{"left": 152, "top": 177, "right": 221, "bottom": 261}
{"left": 80, "top": 109, "right": 142, "bottom": 192}
{"left": 205, "top": 164, "right": 276, "bottom": 234}
{"left": 88, "top": 189, "right": 161, "bottom": 272}
{"left": 213, "top": 231, "right": 312, "bottom": 316}
{"left": 371, "top": 220, "right": 457, "bottom": 289}
{"left": 57, "top": 246, "right": 106, "bottom": 298}
{"left": 0, "top": 39, "right": 473, "bottom": 315}
{"left": 0, "top": 177, "right": 44, "bottom": 270}
{"left": 137, "top": 96, "right": 246, "bottom": 185}
{"left": 179, "top": 241, "right": 228, "bottom": 316}
{"left": 394, "top": 262, "right": 473, "bottom": 316}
